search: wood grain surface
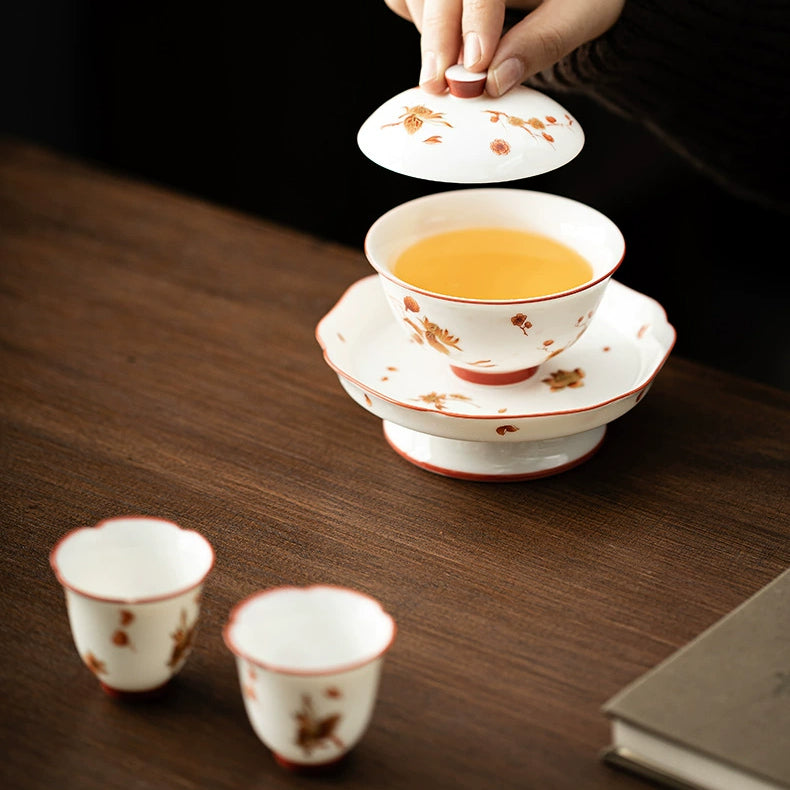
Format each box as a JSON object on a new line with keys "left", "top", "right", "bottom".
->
{"left": 1, "top": 139, "right": 788, "bottom": 790}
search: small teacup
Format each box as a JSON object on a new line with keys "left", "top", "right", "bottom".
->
{"left": 50, "top": 516, "right": 215, "bottom": 698}
{"left": 365, "top": 188, "right": 625, "bottom": 385}
{"left": 223, "top": 585, "right": 396, "bottom": 771}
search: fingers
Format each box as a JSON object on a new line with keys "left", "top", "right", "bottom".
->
{"left": 383, "top": 0, "right": 506, "bottom": 94}
{"left": 417, "top": 0, "right": 465, "bottom": 94}
{"left": 487, "top": 0, "right": 625, "bottom": 96}
{"left": 382, "top": 0, "right": 623, "bottom": 97}
{"left": 459, "top": 0, "right": 507, "bottom": 72}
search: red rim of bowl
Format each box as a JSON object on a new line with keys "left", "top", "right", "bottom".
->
{"left": 363, "top": 189, "right": 626, "bottom": 305}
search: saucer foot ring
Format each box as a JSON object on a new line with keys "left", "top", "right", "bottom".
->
{"left": 383, "top": 422, "right": 606, "bottom": 481}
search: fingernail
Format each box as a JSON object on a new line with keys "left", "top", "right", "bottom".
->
{"left": 490, "top": 57, "right": 524, "bottom": 96}
{"left": 419, "top": 51, "right": 437, "bottom": 85}
{"left": 463, "top": 33, "right": 482, "bottom": 69}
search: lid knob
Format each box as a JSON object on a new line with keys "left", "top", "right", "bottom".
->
{"left": 445, "top": 64, "right": 486, "bottom": 98}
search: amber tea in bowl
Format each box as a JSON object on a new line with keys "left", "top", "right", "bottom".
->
{"left": 393, "top": 226, "right": 594, "bottom": 300}
{"left": 365, "top": 188, "right": 625, "bottom": 385}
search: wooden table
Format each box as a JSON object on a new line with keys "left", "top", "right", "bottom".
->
{"left": 2, "top": 139, "right": 788, "bottom": 790}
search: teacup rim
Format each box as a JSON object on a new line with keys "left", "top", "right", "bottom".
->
{"left": 49, "top": 515, "right": 216, "bottom": 604}
{"left": 223, "top": 583, "right": 397, "bottom": 676}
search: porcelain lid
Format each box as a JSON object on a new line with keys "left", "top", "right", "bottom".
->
{"left": 357, "top": 65, "right": 584, "bottom": 183}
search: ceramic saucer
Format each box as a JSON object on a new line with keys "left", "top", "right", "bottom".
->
{"left": 316, "top": 276, "right": 675, "bottom": 481}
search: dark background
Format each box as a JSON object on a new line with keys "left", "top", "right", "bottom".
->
{"left": 3, "top": 1, "right": 787, "bottom": 389}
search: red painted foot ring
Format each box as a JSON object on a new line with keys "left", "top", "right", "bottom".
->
{"left": 273, "top": 751, "right": 348, "bottom": 774}
{"left": 450, "top": 364, "right": 539, "bottom": 385}
{"left": 100, "top": 680, "right": 171, "bottom": 700}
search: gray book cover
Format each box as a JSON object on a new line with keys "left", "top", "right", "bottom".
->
{"left": 602, "top": 567, "right": 790, "bottom": 788}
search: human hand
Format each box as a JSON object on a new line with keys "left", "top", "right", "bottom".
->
{"left": 383, "top": 0, "right": 625, "bottom": 97}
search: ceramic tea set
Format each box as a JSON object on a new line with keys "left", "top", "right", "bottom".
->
{"left": 48, "top": 67, "right": 677, "bottom": 777}
{"left": 317, "top": 66, "right": 675, "bottom": 481}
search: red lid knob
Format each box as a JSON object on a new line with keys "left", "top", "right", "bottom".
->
{"left": 445, "top": 64, "right": 487, "bottom": 98}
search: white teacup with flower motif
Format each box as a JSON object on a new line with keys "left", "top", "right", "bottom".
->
{"left": 365, "top": 188, "right": 626, "bottom": 385}
{"left": 50, "top": 516, "right": 215, "bottom": 698}
{"left": 223, "top": 585, "right": 396, "bottom": 771}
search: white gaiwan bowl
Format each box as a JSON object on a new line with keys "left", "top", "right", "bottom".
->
{"left": 357, "top": 65, "right": 584, "bottom": 183}
{"left": 365, "top": 187, "right": 626, "bottom": 385}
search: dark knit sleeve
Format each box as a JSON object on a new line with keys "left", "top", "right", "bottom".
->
{"left": 521, "top": 0, "right": 790, "bottom": 212}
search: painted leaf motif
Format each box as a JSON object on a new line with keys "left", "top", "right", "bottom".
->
{"left": 84, "top": 652, "right": 107, "bottom": 675}
{"left": 294, "top": 694, "right": 344, "bottom": 755}
{"left": 168, "top": 609, "right": 196, "bottom": 668}
{"left": 542, "top": 368, "right": 585, "bottom": 391}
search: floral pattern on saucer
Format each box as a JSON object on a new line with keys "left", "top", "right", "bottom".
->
{"left": 316, "top": 276, "right": 675, "bottom": 446}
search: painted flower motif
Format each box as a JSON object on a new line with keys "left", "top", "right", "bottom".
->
{"left": 243, "top": 662, "right": 257, "bottom": 698}
{"left": 112, "top": 608, "right": 135, "bottom": 649}
{"left": 403, "top": 296, "right": 420, "bottom": 313}
{"left": 496, "top": 425, "right": 519, "bottom": 436}
{"left": 511, "top": 313, "right": 533, "bottom": 335}
{"left": 381, "top": 105, "right": 453, "bottom": 137}
{"left": 490, "top": 138, "right": 511, "bottom": 156}
{"left": 484, "top": 111, "right": 574, "bottom": 147}
{"left": 119, "top": 610, "right": 135, "bottom": 626}
{"left": 295, "top": 694, "right": 343, "bottom": 756}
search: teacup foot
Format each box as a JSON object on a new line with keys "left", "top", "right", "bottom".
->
{"left": 100, "top": 679, "right": 171, "bottom": 701}
{"left": 273, "top": 751, "right": 349, "bottom": 774}
{"left": 450, "top": 364, "right": 539, "bottom": 386}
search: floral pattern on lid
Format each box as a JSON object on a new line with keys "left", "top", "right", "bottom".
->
{"left": 357, "top": 65, "right": 584, "bottom": 183}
